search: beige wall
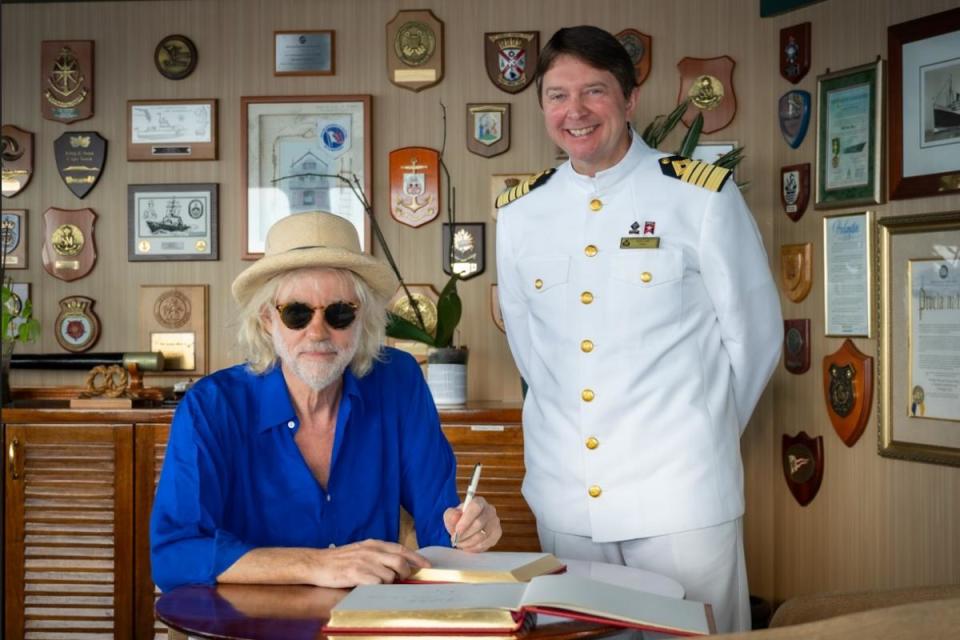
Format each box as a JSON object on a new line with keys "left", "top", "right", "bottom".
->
{"left": 2, "top": 0, "right": 958, "bottom": 605}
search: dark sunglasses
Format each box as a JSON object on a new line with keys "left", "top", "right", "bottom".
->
{"left": 275, "top": 301, "right": 359, "bottom": 331}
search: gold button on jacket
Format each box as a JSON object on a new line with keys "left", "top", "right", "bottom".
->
{"left": 585, "top": 436, "right": 599, "bottom": 449}
{"left": 581, "top": 388, "right": 595, "bottom": 402}
{"left": 580, "top": 291, "right": 594, "bottom": 304}
{"left": 640, "top": 271, "right": 653, "bottom": 283}
{"left": 589, "top": 198, "right": 603, "bottom": 211}
{"left": 534, "top": 278, "right": 543, "bottom": 289}
{"left": 580, "top": 339, "right": 594, "bottom": 352}
{"left": 584, "top": 244, "right": 598, "bottom": 257}
{"left": 588, "top": 485, "right": 602, "bottom": 498}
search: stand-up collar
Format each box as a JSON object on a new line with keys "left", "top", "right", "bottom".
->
{"left": 562, "top": 131, "right": 656, "bottom": 192}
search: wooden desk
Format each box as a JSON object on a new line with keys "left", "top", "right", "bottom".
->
{"left": 156, "top": 561, "right": 687, "bottom": 640}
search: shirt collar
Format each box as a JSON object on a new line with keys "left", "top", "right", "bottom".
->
{"left": 255, "top": 363, "right": 365, "bottom": 433}
{"left": 563, "top": 130, "right": 656, "bottom": 192}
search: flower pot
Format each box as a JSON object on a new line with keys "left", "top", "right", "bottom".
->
{"left": 426, "top": 346, "right": 468, "bottom": 406}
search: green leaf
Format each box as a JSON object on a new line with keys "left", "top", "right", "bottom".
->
{"left": 432, "top": 275, "right": 462, "bottom": 348}
{"left": 677, "top": 112, "right": 703, "bottom": 158}
{"left": 715, "top": 146, "right": 745, "bottom": 170}
{"left": 386, "top": 313, "right": 436, "bottom": 345}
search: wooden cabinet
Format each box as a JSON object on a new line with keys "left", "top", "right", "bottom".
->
{"left": 3, "top": 403, "right": 533, "bottom": 639}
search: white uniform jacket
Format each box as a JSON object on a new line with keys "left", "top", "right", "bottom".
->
{"left": 496, "top": 135, "right": 782, "bottom": 541}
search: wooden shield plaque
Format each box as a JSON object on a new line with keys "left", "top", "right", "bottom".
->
{"left": 387, "top": 283, "right": 439, "bottom": 363}
{"left": 784, "top": 318, "right": 810, "bottom": 374}
{"left": 442, "top": 223, "right": 485, "bottom": 280}
{"left": 42, "top": 207, "right": 97, "bottom": 282}
{"left": 54, "top": 131, "right": 107, "bottom": 199}
{"left": 41, "top": 40, "right": 94, "bottom": 123}
{"left": 466, "top": 104, "right": 510, "bottom": 158}
{"left": 1, "top": 209, "right": 27, "bottom": 269}
{"left": 780, "top": 242, "right": 812, "bottom": 303}
{"left": 782, "top": 431, "right": 823, "bottom": 507}
{"left": 677, "top": 56, "right": 737, "bottom": 133}
{"left": 490, "top": 284, "right": 505, "bottom": 333}
{"left": 55, "top": 296, "right": 101, "bottom": 353}
{"left": 484, "top": 31, "right": 538, "bottom": 94}
{"left": 615, "top": 29, "right": 652, "bottom": 86}
{"left": 822, "top": 338, "right": 873, "bottom": 447}
{"left": 389, "top": 147, "right": 440, "bottom": 228}
{"left": 386, "top": 10, "right": 443, "bottom": 92}
{"left": 2, "top": 125, "right": 34, "bottom": 198}
{"left": 781, "top": 163, "right": 810, "bottom": 221}
{"left": 780, "top": 22, "right": 811, "bottom": 84}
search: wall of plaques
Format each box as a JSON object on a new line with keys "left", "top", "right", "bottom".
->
{"left": 2, "top": 0, "right": 959, "bottom": 607}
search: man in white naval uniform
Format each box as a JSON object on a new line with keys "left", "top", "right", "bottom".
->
{"left": 496, "top": 26, "right": 782, "bottom": 633}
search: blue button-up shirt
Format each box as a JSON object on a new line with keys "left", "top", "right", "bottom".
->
{"left": 150, "top": 348, "right": 459, "bottom": 592}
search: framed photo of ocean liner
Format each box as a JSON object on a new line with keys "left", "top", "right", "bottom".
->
{"left": 128, "top": 183, "right": 218, "bottom": 261}
{"left": 888, "top": 7, "right": 960, "bottom": 199}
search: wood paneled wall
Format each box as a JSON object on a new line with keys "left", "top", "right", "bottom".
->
{"left": 3, "top": 0, "right": 958, "bottom": 606}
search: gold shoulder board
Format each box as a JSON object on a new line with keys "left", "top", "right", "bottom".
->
{"left": 495, "top": 168, "right": 556, "bottom": 209}
{"left": 658, "top": 155, "right": 731, "bottom": 192}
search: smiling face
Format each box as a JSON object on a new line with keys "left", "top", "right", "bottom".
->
{"left": 266, "top": 268, "right": 361, "bottom": 392}
{"left": 541, "top": 54, "right": 639, "bottom": 177}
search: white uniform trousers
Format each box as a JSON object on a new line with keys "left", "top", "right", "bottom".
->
{"left": 537, "top": 518, "right": 750, "bottom": 634}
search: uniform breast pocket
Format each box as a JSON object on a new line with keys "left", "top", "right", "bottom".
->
{"left": 516, "top": 256, "right": 570, "bottom": 321}
{"left": 610, "top": 249, "right": 684, "bottom": 329}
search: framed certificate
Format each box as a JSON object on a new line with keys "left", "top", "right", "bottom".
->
{"left": 815, "top": 60, "right": 884, "bottom": 209}
{"left": 241, "top": 95, "right": 371, "bottom": 259}
{"left": 823, "top": 211, "right": 872, "bottom": 337}
{"left": 127, "top": 99, "right": 217, "bottom": 161}
{"left": 274, "top": 30, "right": 335, "bottom": 76}
{"left": 878, "top": 211, "right": 960, "bottom": 466}
{"left": 888, "top": 8, "right": 960, "bottom": 200}
{"left": 127, "top": 183, "right": 218, "bottom": 261}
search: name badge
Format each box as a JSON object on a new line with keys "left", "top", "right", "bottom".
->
{"left": 620, "top": 237, "right": 660, "bottom": 249}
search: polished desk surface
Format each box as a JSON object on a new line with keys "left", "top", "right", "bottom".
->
{"left": 156, "top": 560, "right": 685, "bottom": 640}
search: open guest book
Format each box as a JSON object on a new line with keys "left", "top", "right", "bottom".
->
{"left": 325, "top": 574, "right": 713, "bottom": 636}
{"left": 407, "top": 546, "right": 566, "bottom": 583}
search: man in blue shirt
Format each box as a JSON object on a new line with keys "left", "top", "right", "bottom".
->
{"left": 151, "top": 211, "right": 502, "bottom": 592}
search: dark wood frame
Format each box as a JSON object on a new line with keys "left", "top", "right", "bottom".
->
{"left": 127, "top": 99, "right": 218, "bottom": 161}
{"left": 153, "top": 34, "right": 198, "bottom": 80}
{"left": 240, "top": 95, "right": 373, "bottom": 259}
{"left": 273, "top": 30, "right": 335, "bottom": 76}
{"left": 888, "top": 8, "right": 960, "bottom": 200}
{"left": 127, "top": 183, "right": 219, "bottom": 261}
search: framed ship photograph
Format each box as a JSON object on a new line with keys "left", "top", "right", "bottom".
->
{"left": 888, "top": 7, "right": 960, "bottom": 200}
{"left": 128, "top": 184, "right": 218, "bottom": 261}
{"left": 878, "top": 211, "right": 960, "bottom": 467}
{"left": 127, "top": 99, "right": 217, "bottom": 161}
{"left": 241, "top": 95, "right": 372, "bottom": 259}
{"left": 815, "top": 60, "right": 885, "bottom": 209}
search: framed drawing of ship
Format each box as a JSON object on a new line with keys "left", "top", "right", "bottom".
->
{"left": 888, "top": 7, "right": 960, "bottom": 200}
{"left": 127, "top": 99, "right": 217, "bottom": 161}
{"left": 127, "top": 183, "right": 218, "bottom": 261}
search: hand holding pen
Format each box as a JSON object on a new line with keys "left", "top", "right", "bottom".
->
{"left": 452, "top": 463, "right": 482, "bottom": 547}
{"left": 444, "top": 463, "right": 502, "bottom": 551}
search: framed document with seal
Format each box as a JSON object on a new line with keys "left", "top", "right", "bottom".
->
{"left": 275, "top": 31, "right": 335, "bottom": 76}
{"left": 242, "top": 95, "right": 371, "bottom": 258}
{"left": 127, "top": 99, "right": 217, "bottom": 161}
{"left": 139, "top": 284, "right": 208, "bottom": 375}
{"left": 128, "top": 183, "right": 218, "bottom": 261}
{"left": 823, "top": 211, "right": 872, "bottom": 337}
{"left": 878, "top": 212, "right": 960, "bottom": 466}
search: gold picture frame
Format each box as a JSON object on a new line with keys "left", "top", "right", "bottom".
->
{"left": 878, "top": 211, "right": 960, "bottom": 466}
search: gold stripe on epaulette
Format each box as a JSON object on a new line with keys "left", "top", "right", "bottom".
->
{"left": 495, "top": 167, "right": 556, "bottom": 208}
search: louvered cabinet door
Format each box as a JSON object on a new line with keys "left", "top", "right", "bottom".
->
{"left": 442, "top": 424, "right": 540, "bottom": 552}
{"left": 4, "top": 424, "right": 134, "bottom": 640}
{"left": 133, "top": 423, "right": 170, "bottom": 640}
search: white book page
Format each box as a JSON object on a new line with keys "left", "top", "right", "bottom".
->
{"left": 334, "top": 582, "right": 527, "bottom": 612}
{"left": 520, "top": 575, "right": 709, "bottom": 634}
{"left": 418, "top": 546, "right": 554, "bottom": 571}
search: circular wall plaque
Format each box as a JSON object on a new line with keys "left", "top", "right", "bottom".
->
{"left": 154, "top": 34, "right": 197, "bottom": 80}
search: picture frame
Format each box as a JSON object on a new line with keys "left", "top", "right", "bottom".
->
{"left": 274, "top": 30, "right": 335, "bottom": 76}
{"left": 823, "top": 211, "right": 873, "bottom": 337}
{"left": 888, "top": 7, "right": 960, "bottom": 200}
{"left": 127, "top": 183, "right": 218, "bottom": 261}
{"left": 241, "top": 95, "right": 372, "bottom": 259}
{"left": 878, "top": 211, "right": 960, "bottom": 467}
{"left": 139, "top": 284, "right": 208, "bottom": 376}
{"left": 814, "top": 59, "right": 884, "bottom": 209}
{"left": 127, "top": 99, "right": 217, "bottom": 161}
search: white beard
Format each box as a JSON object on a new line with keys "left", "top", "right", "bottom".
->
{"left": 272, "top": 325, "right": 360, "bottom": 391}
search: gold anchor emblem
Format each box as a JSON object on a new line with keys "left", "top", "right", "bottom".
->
{"left": 396, "top": 157, "right": 434, "bottom": 214}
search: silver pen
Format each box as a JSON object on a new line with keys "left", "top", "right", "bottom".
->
{"left": 452, "top": 463, "right": 483, "bottom": 547}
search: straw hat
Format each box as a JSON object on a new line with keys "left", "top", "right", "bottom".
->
{"left": 231, "top": 211, "right": 398, "bottom": 305}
